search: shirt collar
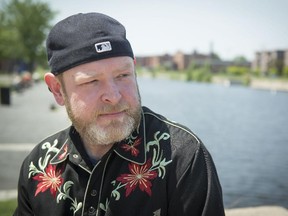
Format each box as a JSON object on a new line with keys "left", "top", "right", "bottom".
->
{"left": 113, "top": 111, "right": 147, "bottom": 165}
{"left": 50, "top": 127, "right": 93, "bottom": 172}
{"left": 50, "top": 110, "right": 147, "bottom": 167}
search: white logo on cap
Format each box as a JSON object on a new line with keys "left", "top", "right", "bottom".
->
{"left": 95, "top": 41, "right": 112, "bottom": 53}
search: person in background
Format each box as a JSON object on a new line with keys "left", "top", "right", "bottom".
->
{"left": 14, "top": 12, "right": 225, "bottom": 216}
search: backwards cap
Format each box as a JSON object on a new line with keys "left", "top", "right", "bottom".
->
{"left": 46, "top": 12, "right": 134, "bottom": 75}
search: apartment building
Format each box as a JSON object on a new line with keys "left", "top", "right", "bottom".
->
{"left": 252, "top": 50, "right": 288, "bottom": 75}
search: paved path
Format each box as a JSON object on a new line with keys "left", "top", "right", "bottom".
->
{"left": 225, "top": 206, "right": 288, "bottom": 216}
{"left": 0, "top": 82, "right": 70, "bottom": 192}
{"left": 0, "top": 82, "right": 70, "bottom": 144}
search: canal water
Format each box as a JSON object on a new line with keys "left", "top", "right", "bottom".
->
{"left": 138, "top": 77, "right": 288, "bottom": 209}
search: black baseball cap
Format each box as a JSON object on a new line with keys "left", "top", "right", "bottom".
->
{"left": 46, "top": 12, "right": 134, "bottom": 75}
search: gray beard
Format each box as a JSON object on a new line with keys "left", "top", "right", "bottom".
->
{"left": 65, "top": 100, "right": 141, "bottom": 146}
{"left": 80, "top": 110, "right": 140, "bottom": 146}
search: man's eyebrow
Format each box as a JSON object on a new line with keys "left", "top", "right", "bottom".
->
{"left": 114, "top": 62, "right": 134, "bottom": 72}
{"left": 73, "top": 71, "right": 102, "bottom": 82}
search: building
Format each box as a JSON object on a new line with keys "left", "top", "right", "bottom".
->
{"left": 136, "top": 50, "right": 250, "bottom": 73}
{"left": 252, "top": 50, "right": 288, "bottom": 76}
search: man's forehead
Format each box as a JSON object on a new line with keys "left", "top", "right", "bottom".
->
{"left": 63, "top": 57, "right": 134, "bottom": 79}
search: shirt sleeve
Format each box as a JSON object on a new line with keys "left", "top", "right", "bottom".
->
{"left": 168, "top": 143, "right": 225, "bottom": 216}
{"left": 13, "top": 158, "right": 34, "bottom": 216}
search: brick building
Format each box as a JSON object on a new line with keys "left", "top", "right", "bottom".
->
{"left": 136, "top": 50, "right": 250, "bottom": 73}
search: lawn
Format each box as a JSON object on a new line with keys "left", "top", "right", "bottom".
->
{"left": 0, "top": 199, "right": 17, "bottom": 216}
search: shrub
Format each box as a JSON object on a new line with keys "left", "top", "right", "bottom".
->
{"left": 186, "top": 68, "right": 212, "bottom": 82}
{"left": 283, "top": 67, "right": 288, "bottom": 78}
{"left": 227, "top": 66, "right": 249, "bottom": 76}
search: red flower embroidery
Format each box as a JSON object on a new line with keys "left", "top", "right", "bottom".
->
{"left": 121, "top": 138, "right": 141, "bottom": 156}
{"left": 33, "top": 164, "right": 63, "bottom": 198}
{"left": 116, "top": 160, "right": 157, "bottom": 197}
{"left": 58, "top": 144, "right": 68, "bottom": 160}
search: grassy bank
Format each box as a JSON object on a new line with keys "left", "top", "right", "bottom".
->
{"left": 0, "top": 199, "right": 17, "bottom": 216}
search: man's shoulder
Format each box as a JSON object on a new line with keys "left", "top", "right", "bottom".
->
{"left": 142, "top": 106, "right": 201, "bottom": 146}
{"left": 24, "top": 126, "right": 72, "bottom": 162}
{"left": 39, "top": 126, "right": 71, "bottom": 144}
{"left": 142, "top": 106, "right": 204, "bottom": 173}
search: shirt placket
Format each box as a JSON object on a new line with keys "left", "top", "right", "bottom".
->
{"left": 81, "top": 153, "right": 112, "bottom": 216}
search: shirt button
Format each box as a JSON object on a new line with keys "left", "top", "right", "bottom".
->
{"left": 73, "top": 154, "right": 79, "bottom": 159}
{"left": 88, "top": 206, "right": 96, "bottom": 215}
{"left": 91, "top": 189, "right": 97, "bottom": 196}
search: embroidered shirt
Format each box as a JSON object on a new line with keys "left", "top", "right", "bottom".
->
{"left": 14, "top": 106, "right": 225, "bottom": 216}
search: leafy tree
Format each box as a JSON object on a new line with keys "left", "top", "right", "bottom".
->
{"left": 0, "top": 0, "right": 56, "bottom": 73}
{"left": 233, "top": 56, "right": 248, "bottom": 64}
{"left": 186, "top": 62, "right": 212, "bottom": 82}
{"left": 227, "top": 66, "right": 249, "bottom": 76}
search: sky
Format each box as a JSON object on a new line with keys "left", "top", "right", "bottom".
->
{"left": 45, "top": 0, "right": 288, "bottom": 61}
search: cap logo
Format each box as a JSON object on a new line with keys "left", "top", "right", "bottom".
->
{"left": 95, "top": 41, "right": 112, "bottom": 53}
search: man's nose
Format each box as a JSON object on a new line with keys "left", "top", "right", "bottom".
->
{"left": 101, "top": 80, "right": 122, "bottom": 104}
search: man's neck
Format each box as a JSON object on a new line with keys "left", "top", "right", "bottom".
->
{"left": 83, "top": 140, "right": 114, "bottom": 161}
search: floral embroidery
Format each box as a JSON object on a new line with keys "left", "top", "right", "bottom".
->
{"left": 107, "top": 131, "right": 172, "bottom": 206}
{"left": 116, "top": 159, "right": 157, "bottom": 196}
{"left": 33, "top": 164, "right": 63, "bottom": 197}
{"left": 58, "top": 144, "right": 68, "bottom": 160}
{"left": 28, "top": 139, "right": 82, "bottom": 215}
{"left": 121, "top": 137, "right": 141, "bottom": 157}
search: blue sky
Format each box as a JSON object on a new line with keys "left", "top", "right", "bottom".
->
{"left": 46, "top": 0, "right": 288, "bottom": 61}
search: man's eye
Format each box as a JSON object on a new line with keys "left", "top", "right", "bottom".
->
{"left": 84, "top": 79, "right": 98, "bottom": 85}
{"left": 117, "top": 73, "right": 129, "bottom": 78}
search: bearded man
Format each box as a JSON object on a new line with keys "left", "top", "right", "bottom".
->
{"left": 14, "top": 12, "right": 225, "bottom": 216}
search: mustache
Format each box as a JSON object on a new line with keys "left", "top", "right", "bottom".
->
{"left": 95, "top": 102, "right": 130, "bottom": 115}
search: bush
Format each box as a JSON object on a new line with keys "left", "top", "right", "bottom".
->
{"left": 268, "top": 67, "right": 278, "bottom": 76}
{"left": 227, "top": 66, "right": 249, "bottom": 76}
{"left": 186, "top": 68, "right": 212, "bottom": 82}
{"left": 252, "top": 69, "right": 261, "bottom": 77}
{"left": 283, "top": 67, "right": 288, "bottom": 78}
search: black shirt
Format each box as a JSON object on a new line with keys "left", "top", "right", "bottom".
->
{"left": 14, "top": 107, "right": 225, "bottom": 216}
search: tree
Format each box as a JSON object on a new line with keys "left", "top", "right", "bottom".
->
{"left": 0, "top": 0, "right": 56, "bottom": 73}
{"left": 227, "top": 66, "right": 249, "bottom": 76}
{"left": 233, "top": 56, "right": 248, "bottom": 64}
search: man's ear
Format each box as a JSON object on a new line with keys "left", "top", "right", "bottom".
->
{"left": 133, "top": 57, "right": 136, "bottom": 65}
{"left": 44, "top": 73, "right": 65, "bottom": 106}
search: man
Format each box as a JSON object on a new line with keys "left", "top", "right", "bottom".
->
{"left": 14, "top": 12, "right": 225, "bottom": 216}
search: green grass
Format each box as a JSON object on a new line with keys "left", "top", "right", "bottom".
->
{"left": 0, "top": 199, "right": 17, "bottom": 216}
